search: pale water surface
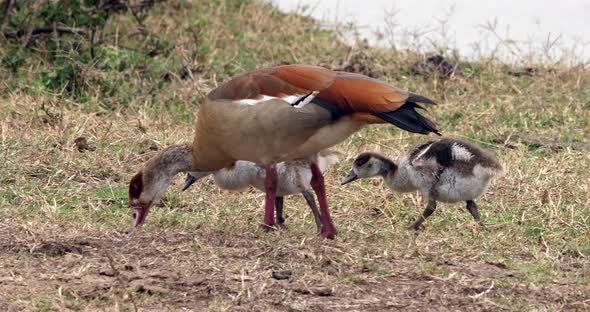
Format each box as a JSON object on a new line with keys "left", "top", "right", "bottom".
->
{"left": 271, "top": 0, "right": 590, "bottom": 64}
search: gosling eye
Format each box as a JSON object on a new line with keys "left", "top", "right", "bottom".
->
{"left": 355, "top": 155, "right": 371, "bottom": 167}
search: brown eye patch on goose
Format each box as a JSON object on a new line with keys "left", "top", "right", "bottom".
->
{"left": 129, "top": 172, "right": 143, "bottom": 199}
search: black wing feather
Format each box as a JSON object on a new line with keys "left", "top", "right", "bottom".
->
{"left": 374, "top": 102, "right": 440, "bottom": 135}
{"left": 407, "top": 93, "right": 437, "bottom": 105}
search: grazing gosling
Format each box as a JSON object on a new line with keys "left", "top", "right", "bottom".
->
{"left": 341, "top": 138, "right": 504, "bottom": 230}
{"left": 182, "top": 149, "right": 341, "bottom": 232}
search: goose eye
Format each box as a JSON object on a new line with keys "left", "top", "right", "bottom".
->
{"left": 129, "top": 172, "right": 144, "bottom": 198}
{"left": 355, "top": 155, "right": 370, "bottom": 167}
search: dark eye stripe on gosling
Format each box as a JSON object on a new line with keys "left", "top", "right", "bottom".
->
{"left": 344, "top": 138, "right": 504, "bottom": 230}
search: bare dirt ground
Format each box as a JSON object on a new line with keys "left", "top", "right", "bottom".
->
{"left": 1, "top": 222, "right": 588, "bottom": 311}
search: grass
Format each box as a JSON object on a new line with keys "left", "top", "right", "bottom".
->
{"left": 1, "top": 0, "right": 589, "bottom": 310}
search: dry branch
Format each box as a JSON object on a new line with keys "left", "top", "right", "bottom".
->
{"left": 4, "top": 25, "right": 87, "bottom": 38}
{"left": 0, "top": 0, "right": 15, "bottom": 32}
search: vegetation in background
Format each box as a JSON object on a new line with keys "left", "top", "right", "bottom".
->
{"left": 0, "top": 0, "right": 347, "bottom": 112}
{"left": 0, "top": 0, "right": 589, "bottom": 310}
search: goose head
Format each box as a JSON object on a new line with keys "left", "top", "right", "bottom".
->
{"left": 128, "top": 145, "right": 199, "bottom": 227}
{"left": 341, "top": 152, "right": 397, "bottom": 185}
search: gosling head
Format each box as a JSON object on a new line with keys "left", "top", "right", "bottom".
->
{"left": 128, "top": 145, "right": 197, "bottom": 228}
{"left": 341, "top": 152, "right": 397, "bottom": 185}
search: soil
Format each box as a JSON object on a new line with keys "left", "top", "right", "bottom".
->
{"left": 0, "top": 223, "right": 588, "bottom": 311}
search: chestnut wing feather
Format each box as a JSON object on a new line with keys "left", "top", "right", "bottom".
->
{"left": 207, "top": 65, "right": 439, "bottom": 134}
{"left": 317, "top": 72, "right": 439, "bottom": 134}
{"left": 208, "top": 65, "right": 336, "bottom": 101}
{"left": 316, "top": 72, "right": 410, "bottom": 113}
{"left": 208, "top": 65, "right": 426, "bottom": 114}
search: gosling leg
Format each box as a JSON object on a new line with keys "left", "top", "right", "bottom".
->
{"left": 410, "top": 199, "right": 437, "bottom": 231}
{"left": 276, "top": 196, "right": 285, "bottom": 226}
{"left": 262, "top": 165, "right": 278, "bottom": 231}
{"left": 301, "top": 190, "right": 322, "bottom": 234}
{"left": 466, "top": 200, "right": 481, "bottom": 222}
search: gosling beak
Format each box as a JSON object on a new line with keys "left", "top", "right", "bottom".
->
{"left": 181, "top": 173, "right": 197, "bottom": 192}
{"left": 341, "top": 170, "right": 359, "bottom": 185}
{"left": 132, "top": 204, "right": 151, "bottom": 228}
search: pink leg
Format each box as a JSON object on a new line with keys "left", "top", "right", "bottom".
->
{"left": 263, "top": 165, "right": 278, "bottom": 232}
{"left": 309, "top": 162, "right": 337, "bottom": 239}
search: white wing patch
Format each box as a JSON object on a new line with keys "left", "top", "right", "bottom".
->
{"left": 235, "top": 92, "right": 319, "bottom": 108}
{"left": 451, "top": 143, "right": 473, "bottom": 161}
{"left": 293, "top": 91, "right": 319, "bottom": 108}
{"left": 236, "top": 95, "right": 276, "bottom": 105}
{"left": 413, "top": 143, "right": 433, "bottom": 161}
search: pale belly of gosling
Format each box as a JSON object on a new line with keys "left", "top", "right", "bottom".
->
{"left": 432, "top": 168, "right": 495, "bottom": 203}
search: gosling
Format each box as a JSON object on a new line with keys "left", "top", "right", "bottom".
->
{"left": 182, "top": 149, "right": 341, "bottom": 232}
{"left": 341, "top": 138, "right": 504, "bottom": 230}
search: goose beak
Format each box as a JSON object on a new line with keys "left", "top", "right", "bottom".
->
{"left": 341, "top": 170, "right": 359, "bottom": 185}
{"left": 132, "top": 204, "right": 150, "bottom": 228}
{"left": 181, "top": 173, "right": 197, "bottom": 191}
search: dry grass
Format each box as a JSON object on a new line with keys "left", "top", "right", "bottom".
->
{"left": 1, "top": 0, "right": 590, "bottom": 311}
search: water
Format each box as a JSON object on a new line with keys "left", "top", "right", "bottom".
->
{"left": 271, "top": 0, "right": 590, "bottom": 64}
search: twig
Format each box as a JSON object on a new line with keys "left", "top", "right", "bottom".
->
{"left": 127, "top": 2, "right": 146, "bottom": 28}
{"left": 19, "top": 0, "right": 44, "bottom": 48}
{"left": 469, "top": 281, "right": 494, "bottom": 299}
{"left": 5, "top": 25, "right": 87, "bottom": 39}
{"left": 116, "top": 43, "right": 152, "bottom": 55}
{"left": 51, "top": 21, "right": 60, "bottom": 50}
{"left": 83, "top": 29, "right": 165, "bottom": 56}
{"left": 0, "top": 0, "right": 15, "bottom": 33}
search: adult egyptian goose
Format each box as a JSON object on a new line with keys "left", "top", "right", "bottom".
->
{"left": 181, "top": 149, "right": 341, "bottom": 232}
{"left": 129, "top": 64, "right": 439, "bottom": 239}
{"left": 341, "top": 138, "right": 504, "bottom": 230}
